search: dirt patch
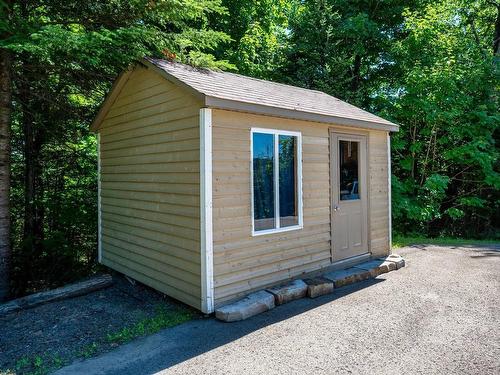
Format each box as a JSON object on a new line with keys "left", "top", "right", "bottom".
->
{"left": 0, "top": 274, "right": 197, "bottom": 374}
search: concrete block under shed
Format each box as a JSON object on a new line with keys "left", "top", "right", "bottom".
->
{"left": 382, "top": 254, "right": 405, "bottom": 269}
{"left": 266, "top": 279, "right": 308, "bottom": 305}
{"left": 354, "top": 259, "right": 396, "bottom": 275}
{"left": 304, "top": 278, "right": 334, "bottom": 298}
{"left": 215, "top": 291, "right": 275, "bottom": 322}
{"left": 323, "top": 267, "right": 373, "bottom": 288}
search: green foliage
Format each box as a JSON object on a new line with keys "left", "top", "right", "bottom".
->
{"left": 387, "top": 0, "right": 499, "bottom": 238}
{"left": 278, "top": 0, "right": 498, "bottom": 238}
{"left": 2, "top": 0, "right": 232, "bottom": 296}
{"left": 7, "top": 352, "right": 65, "bottom": 375}
{"left": 1, "top": 0, "right": 499, "bottom": 296}
{"left": 2, "top": 0, "right": 232, "bottom": 70}
{"left": 210, "top": 0, "right": 291, "bottom": 78}
{"left": 392, "top": 235, "right": 499, "bottom": 249}
{"left": 105, "top": 306, "right": 193, "bottom": 345}
{"left": 79, "top": 342, "right": 99, "bottom": 359}
{"left": 279, "top": 0, "right": 418, "bottom": 107}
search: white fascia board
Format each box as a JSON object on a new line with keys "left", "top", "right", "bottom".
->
{"left": 97, "top": 133, "right": 102, "bottom": 263}
{"left": 200, "top": 108, "right": 214, "bottom": 313}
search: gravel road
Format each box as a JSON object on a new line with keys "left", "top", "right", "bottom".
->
{"left": 55, "top": 244, "right": 500, "bottom": 375}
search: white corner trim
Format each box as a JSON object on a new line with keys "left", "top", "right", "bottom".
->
{"left": 97, "top": 133, "right": 102, "bottom": 263}
{"left": 387, "top": 132, "right": 392, "bottom": 252}
{"left": 200, "top": 108, "right": 214, "bottom": 313}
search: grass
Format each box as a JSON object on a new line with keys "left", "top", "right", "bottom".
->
{"left": 106, "top": 306, "right": 194, "bottom": 345}
{"left": 393, "top": 235, "right": 499, "bottom": 248}
{"left": 78, "top": 342, "right": 100, "bottom": 359}
{"left": 2, "top": 354, "right": 65, "bottom": 375}
{"left": 3, "top": 305, "right": 194, "bottom": 375}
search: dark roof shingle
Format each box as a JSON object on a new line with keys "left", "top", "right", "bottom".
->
{"left": 145, "top": 58, "right": 398, "bottom": 130}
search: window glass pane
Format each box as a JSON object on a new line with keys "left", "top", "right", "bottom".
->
{"left": 339, "top": 140, "right": 359, "bottom": 201}
{"left": 279, "top": 135, "right": 298, "bottom": 227}
{"left": 253, "top": 133, "right": 275, "bottom": 231}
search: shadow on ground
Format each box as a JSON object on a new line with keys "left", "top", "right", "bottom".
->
{"left": 468, "top": 249, "right": 500, "bottom": 258}
{"left": 55, "top": 277, "right": 385, "bottom": 375}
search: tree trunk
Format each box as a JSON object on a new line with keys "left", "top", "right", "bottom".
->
{"left": 0, "top": 48, "right": 12, "bottom": 301}
{"left": 22, "top": 89, "right": 36, "bottom": 242}
{"left": 19, "top": 2, "right": 45, "bottom": 253}
{"left": 20, "top": 75, "right": 45, "bottom": 253}
{"left": 350, "top": 54, "right": 362, "bottom": 92}
{"left": 493, "top": 2, "right": 500, "bottom": 56}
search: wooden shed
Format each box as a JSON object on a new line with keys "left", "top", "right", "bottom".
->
{"left": 91, "top": 58, "right": 399, "bottom": 313}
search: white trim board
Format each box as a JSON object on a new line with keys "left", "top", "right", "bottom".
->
{"left": 387, "top": 132, "right": 392, "bottom": 252}
{"left": 97, "top": 133, "right": 102, "bottom": 263}
{"left": 200, "top": 108, "right": 214, "bottom": 313}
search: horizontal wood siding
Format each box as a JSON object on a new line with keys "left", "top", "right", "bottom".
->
{"left": 212, "top": 110, "right": 391, "bottom": 306}
{"left": 211, "top": 110, "right": 332, "bottom": 306}
{"left": 99, "top": 67, "right": 202, "bottom": 309}
{"left": 368, "top": 131, "right": 390, "bottom": 256}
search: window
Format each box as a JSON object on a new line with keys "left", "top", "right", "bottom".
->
{"left": 339, "top": 140, "right": 360, "bottom": 200}
{"left": 251, "top": 129, "right": 302, "bottom": 235}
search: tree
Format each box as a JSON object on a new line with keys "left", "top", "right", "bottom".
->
{"left": 280, "top": 0, "right": 419, "bottom": 108}
{"left": 387, "top": 0, "right": 500, "bottom": 237}
{"left": 210, "top": 0, "right": 291, "bottom": 79}
{"left": 282, "top": 0, "right": 499, "bottom": 238}
{"left": 0, "top": 0, "right": 12, "bottom": 301}
{"left": 1, "top": 0, "right": 231, "bottom": 297}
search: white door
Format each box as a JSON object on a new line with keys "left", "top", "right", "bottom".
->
{"left": 331, "top": 132, "right": 368, "bottom": 262}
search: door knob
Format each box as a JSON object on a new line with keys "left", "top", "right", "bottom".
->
{"left": 334, "top": 205, "right": 340, "bottom": 211}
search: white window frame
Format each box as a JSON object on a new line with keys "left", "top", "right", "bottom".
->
{"left": 250, "top": 127, "right": 303, "bottom": 236}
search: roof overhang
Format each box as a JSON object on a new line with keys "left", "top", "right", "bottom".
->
{"left": 90, "top": 68, "right": 134, "bottom": 132}
{"left": 204, "top": 96, "right": 399, "bottom": 132}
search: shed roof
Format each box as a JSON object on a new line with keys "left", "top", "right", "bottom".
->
{"left": 91, "top": 58, "right": 399, "bottom": 132}
{"left": 144, "top": 58, "right": 398, "bottom": 132}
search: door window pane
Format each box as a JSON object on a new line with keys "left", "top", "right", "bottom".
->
{"left": 339, "top": 140, "right": 359, "bottom": 200}
{"left": 279, "top": 135, "right": 298, "bottom": 227}
{"left": 253, "top": 133, "right": 275, "bottom": 231}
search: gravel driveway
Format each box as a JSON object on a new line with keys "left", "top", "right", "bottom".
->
{"left": 56, "top": 244, "right": 500, "bottom": 375}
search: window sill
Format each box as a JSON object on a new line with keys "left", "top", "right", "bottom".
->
{"left": 252, "top": 225, "right": 303, "bottom": 237}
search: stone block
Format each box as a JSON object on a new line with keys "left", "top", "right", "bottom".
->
{"left": 266, "top": 279, "right": 308, "bottom": 305}
{"left": 380, "top": 254, "right": 405, "bottom": 269}
{"left": 323, "top": 267, "right": 373, "bottom": 288}
{"left": 304, "top": 277, "right": 334, "bottom": 298}
{"left": 354, "top": 259, "right": 396, "bottom": 275}
{"left": 215, "top": 291, "right": 275, "bottom": 322}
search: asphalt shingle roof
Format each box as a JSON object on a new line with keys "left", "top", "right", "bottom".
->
{"left": 145, "top": 58, "right": 398, "bottom": 129}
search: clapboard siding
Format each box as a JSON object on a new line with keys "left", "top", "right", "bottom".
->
{"left": 99, "top": 67, "right": 203, "bottom": 309}
{"left": 369, "top": 131, "right": 390, "bottom": 256}
{"left": 211, "top": 110, "right": 333, "bottom": 306}
{"left": 211, "top": 110, "right": 391, "bottom": 306}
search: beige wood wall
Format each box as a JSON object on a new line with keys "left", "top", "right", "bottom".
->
{"left": 211, "top": 109, "right": 390, "bottom": 306}
{"left": 368, "top": 131, "right": 390, "bottom": 256}
{"left": 98, "top": 67, "right": 203, "bottom": 309}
